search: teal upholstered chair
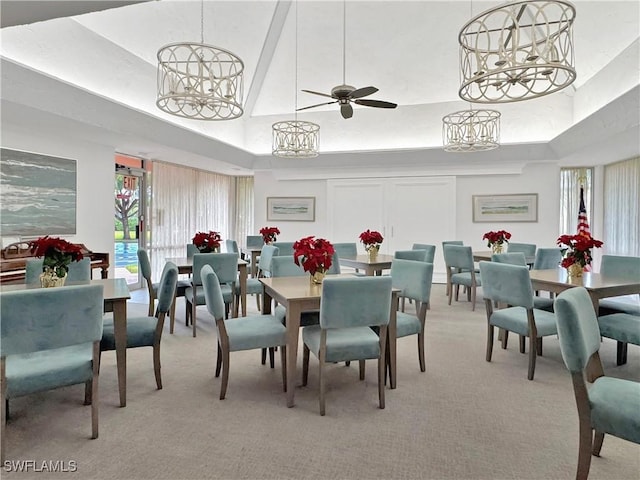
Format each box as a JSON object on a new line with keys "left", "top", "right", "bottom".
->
{"left": 246, "top": 235, "right": 264, "bottom": 249}
{"left": 395, "top": 249, "right": 428, "bottom": 262}
{"left": 201, "top": 266, "right": 287, "bottom": 400}
{"left": 1, "top": 284, "right": 104, "bottom": 461}
{"left": 491, "top": 252, "right": 526, "bottom": 265}
{"left": 597, "top": 312, "right": 640, "bottom": 365}
{"left": 554, "top": 287, "right": 640, "bottom": 480}
{"left": 479, "top": 261, "right": 557, "bottom": 380}
{"left": 272, "top": 242, "right": 295, "bottom": 256}
{"left": 332, "top": 242, "right": 360, "bottom": 273}
{"left": 185, "top": 253, "right": 238, "bottom": 337}
{"left": 411, "top": 244, "right": 436, "bottom": 263}
{"left": 138, "top": 249, "right": 189, "bottom": 333}
{"left": 235, "top": 245, "right": 279, "bottom": 314}
{"left": 598, "top": 255, "right": 640, "bottom": 316}
{"left": 25, "top": 257, "right": 92, "bottom": 284}
{"left": 271, "top": 255, "right": 306, "bottom": 278}
{"left": 443, "top": 245, "right": 481, "bottom": 311}
{"left": 101, "top": 262, "right": 178, "bottom": 390}
{"left": 390, "top": 259, "right": 434, "bottom": 372}
{"left": 533, "top": 248, "right": 563, "bottom": 270}
{"left": 186, "top": 243, "right": 199, "bottom": 258}
{"left": 302, "top": 276, "right": 392, "bottom": 415}
{"left": 507, "top": 242, "right": 537, "bottom": 257}
{"left": 441, "top": 241, "right": 464, "bottom": 296}
{"left": 225, "top": 239, "right": 239, "bottom": 254}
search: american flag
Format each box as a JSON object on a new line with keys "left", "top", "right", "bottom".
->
{"left": 577, "top": 186, "right": 592, "bottom": 270}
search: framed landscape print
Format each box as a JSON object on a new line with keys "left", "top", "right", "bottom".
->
{"left": 267, "top": 197, "right": 315, "bottom": 222}
{"left": 0, "top": 148, "right": 77, "bottom": 236}
{"left": 472, "top": 193, "right": 538, "bottom": 223}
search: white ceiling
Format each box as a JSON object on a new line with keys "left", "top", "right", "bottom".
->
{"left": 1, "top": 0, "right": 639, "bottom": 175}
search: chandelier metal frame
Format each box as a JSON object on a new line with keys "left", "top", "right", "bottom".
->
{"left": 442, "top": 109, "right": 501, "bottom": 153}
{"left": 458, "top": 0, "right": 576, "bottom": 103}
{"left": 156, "top": 1, "right": 244, "bottom": 120}
{"left": 272, "top": 1, "right": 320, "bottom": 158}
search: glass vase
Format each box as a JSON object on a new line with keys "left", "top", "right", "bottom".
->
{"left": 491, "top": 244, "right": 503, "bottom": 254}
{"left": 367, "top": 245, "right": 379, "bottom": 261}
{"left": 566, "top": 263, "right": 584, "bottom": 279}
{"left": 40, "top": 267, "right": 67, "bottom": 288}
{"left": 310, "top": 270, "right": 325, "bottom": 284}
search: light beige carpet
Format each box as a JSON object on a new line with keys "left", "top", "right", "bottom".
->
{"left": 3, "top": 284, "right": 639, "bottom": 480}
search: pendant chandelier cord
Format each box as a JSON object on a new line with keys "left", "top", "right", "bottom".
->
{"left": 295, "top": 0, "right": 298, "bottom": 121}
{"left": 200, "top": 0, "right": 204, "bottom": 44}
{"left": 342, "top": 0, "right": 346, "bottom": 85}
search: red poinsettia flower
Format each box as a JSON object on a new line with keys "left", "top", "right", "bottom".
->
{"left": 482, "top": 230, "right": 512, "bottom": 247}
{"left": 192, "top": 231, "right": 222, "bottom": 253}
{"left": 359, "top": 229, "right": 384, "bottom": 246}
{"left": 29, "top": 236, "right": 84, "bottom": 278}
{"left": 557, "top": 234, "right": 603, "bottom": 269}
{"left": 293, "top": 236, "right": 335, "bottom": 274}
{"left": 259, "top": 226, "right": 280, "bottom": 243}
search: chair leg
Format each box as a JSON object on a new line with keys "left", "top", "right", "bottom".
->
{"left": 261, "top": 348, "right": 267, "bottom": 365}
{"left": 269, "top": 348, "right": 275, "bottom": 369}
{"left": 501, "top": 330, "right": 509, "bottom": 350}
{"left": 536, "top": 337, "right": 543, "bottom": 356}
{"left": 169, "top": 293, "right": 177, "bottom": 334}
{"left": 401, "top": 297, "right": 406, "bottom": 312}
{"left": 470, "top": 286, "right": 476, "bottom": 311}
{"left": 84, "top": 381, "right": 92, "bottom": 405}
{"left": 616, "top": 341, "right": 628, "bottom": 366}
{"left": 220, "top": 347, "right": 230, "bottom": 400}
{"left": 417, "top": 333, "right": 426, "bottom": 372}
{"left": 153, "top": 343, "right": 162, "bottom": 390}
{"left": 192, "top": 300, "right": 198, "bottom": 338}
{"left": 576, "top": 425, "right": 594, "bottom": 480}
{"left": 1, "top": 361, "right": 5, "bottom": 463}
{"left": 448, "top": 285, "right": 454, "bottom": 306}
{"left": 592, "top": 431, "right": 605, "bottom": 456}
{"left": 148, "top": 294, "right": 155, "bottom": 317}
{"left": 91, "top": 343, "right": 99, "bottom": 439}
{"left": 256, "top": 294, "right": 261, "bottom": 312}
{"left": 215, "top": 344, "right": 222, "bottom": 378}
{"left": 280, "top": 346, "right": 287, "bottom": 392}
{"left": 486, "top": 324, "right": 494, "bottom": 362}
{"left": 319, "top": 360, "right": 326, "bottom": 416}
{"left": 359, "top": 360, "right": 365, "bottom": 380}
{"left": 302, "top": 345, "right": 310, "bottom": 386}
{"left": 454, "top": 284, "right": 460, "bottom": 302}
{"left": 519, "top": 335, "right": 526, "bottom": 354}
{"left": 527, "top": 336, "right": 537, "bottom": 380}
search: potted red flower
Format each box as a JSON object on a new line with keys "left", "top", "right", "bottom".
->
{"left": 192, "top": 231, "right": 222, "bottom": 253}
{"left": 482, "top": 230, "right": 512, "bottom": 254}
{"left": 359, "top": 229, "right": 384, "bottom": 260}
{"left": 293, "top": 236, "right": 335, "bottom": 284}
{"left": 259, "top": 226, "right": 280, "bottom": 244}
{"left": 557, "top": 234, "right": 603, "bottom": 278}
{"left": 29, "top": 236, "right": 84, "bottom": 287}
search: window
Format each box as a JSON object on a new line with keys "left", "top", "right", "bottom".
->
{"left": 559, "top": 168, "right": 593, "bottom": 235}
{"left": 604, "top": 157, "right": 640, "bottom": 256}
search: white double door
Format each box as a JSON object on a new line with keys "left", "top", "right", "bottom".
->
{"left": 327, "top": 176, "right": 456, "bottom": 282}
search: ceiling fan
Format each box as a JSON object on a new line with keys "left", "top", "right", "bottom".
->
{"left": 297, "top": 1, "right": 397, "bottom": 119}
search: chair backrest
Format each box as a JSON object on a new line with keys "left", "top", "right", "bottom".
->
{"left": 0, "top": 284, "right": 104, "bottom": 356}
{"left": 156, "top": 262, "right": 179, "bottom": 314}
{"left": 201, "top": 265, "right": 225, "bottom": 321}
{"left": 137, "top": 248, "right": 152, "bottom": 284}
{"left": 554, "top": 287, "right": 603, "bottom": 373}
{"left": 600, "top": 254, "right": 640, "bottom": 280}
{"left": 395, "top": 250, "right": 428, "bottom": 262}
{"left": 326, "top": 252, "right": 341, "bottom": 274}
{"left": 225, "top": 239, "right": 240, "bottom": 254}
{"left": 507, "top": 242, "right": 537, "bottom": 256}
{"left": 25, "top": 257, "right": 92, "bottom": 285}
{"left": 270, "top": 256, "right": 306, "bottom": 277}
{"left": 479, "top": 261, "right": 534, "bottom": 309}
{"left": 272, "top": 242, "right": 295, "bottom": 256}
{"left": 491, "top": 252, "right": 526, "bottom": 266}
{"left": 246, "top": 235, "right": 264, "bottom": 249}
{"left": 257, "top": 245, "right": 279, "bottom": 277}
{"left": 442, "top": 240, "right": 463, "bottom": 247}
{"left": 443, "top": 245, "right": 474, "bottom": 270}
{"left": 332, "top": 242, "right": 358, "bottom": 258}
{"left": 320, "top": 276, "right": 392, "bottom": 329}
{"left": 411, "top": 244, "right": 436, "bottom": 263}
{"left": 390, "top": 259, "right": 433, "bottom": 303}
{"left": 192, "top": 253, "right": 238, "bottom": 286}
{"left": 533, "top": 248, "right": 563, "bottom": 270}
{"left": 186, "top": 243, "right": 199, "bottom": 258}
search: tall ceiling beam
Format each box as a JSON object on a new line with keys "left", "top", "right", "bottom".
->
{"left": 244, "top": 0, "right": 292, "bottom": 116}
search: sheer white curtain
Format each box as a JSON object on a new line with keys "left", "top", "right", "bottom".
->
{"left": 559, "top": 167, "right": 593, "bottom": 235}
{"left": 234, "top": 177, "right": 254, "bottom": 249}
{"left": 149, "top": 161, "right": 234, "bottom": 279}
{"left": 604, "top": 157, "right": 640, "bottom": 256}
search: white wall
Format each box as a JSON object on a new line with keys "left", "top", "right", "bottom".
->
{"left": 2, "top": 124, "right": 116, "bottom": 276}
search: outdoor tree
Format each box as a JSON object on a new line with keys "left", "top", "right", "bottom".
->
{"left": 115, "top": 175, "right": 139, "bottom": 240}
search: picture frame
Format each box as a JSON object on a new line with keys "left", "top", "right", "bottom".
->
{"left": 472, "top": 193, "right": 538, "bottom": 223}
{"left": 267, "top": 197, "right": 315, "bottom": 222}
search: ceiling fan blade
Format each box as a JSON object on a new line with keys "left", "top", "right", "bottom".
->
{"left": 341, "top": 103, "right": 353, "bottom": 119}
{"left": 354, "top": 99, "right": 398, "bottom": 109}
{"left": 301, "top": 89, "right": 334, "bottom": 99}
{"left": 296, "top": 100, "right": 338, "bottom": 111}
{"left": 350, "top": 86, "right": 378, "bottom": 99}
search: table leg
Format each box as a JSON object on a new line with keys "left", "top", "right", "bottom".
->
{"left": 239, "top": 264, "right": 247, "bottom": 317}
{"left": 388, "top": 292, "right": 398, "bottom": 389}
{"left": 285, "top": 302, "right": 302, "bottom": 408}
{"left": 112, "top": 299, "right": 127, "bottom": 407}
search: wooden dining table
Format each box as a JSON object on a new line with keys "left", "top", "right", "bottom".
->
{"left": 473, "top": 250, "right": 535, "bottom": 266}
{"left": 1, "top": 278, "right": 131, "bottom": 407}
{"left": 529, "top": 268, "right": 640, "bottom": 313}
{"left": 165, "top": 257, "right": 248, "bottom": 317}
{"left": 241, "top": 247, "right": 262, "bottom": 278}
{"left": 338, "top": 254, "right": 394, "bottom": 276}
{"left": 260, "top": 274, "right": 399, "bottom": 407}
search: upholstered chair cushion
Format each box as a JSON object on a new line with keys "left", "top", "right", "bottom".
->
{"left": 598, "top": 300, "right": 640, "bottom": 316}
{"left": 450, "top": 271, "right": 481, "bottom": 287}
{"left": 225, "top": 317, "right": 288, "bottom": 351}
{"left": 270, "top": 256, "right": 306, "bottom": 277}
{"left": 491, "top": 307, "right": 557, "bottom": 337}
{"left": 186, "top": 243, "right": 199, "bottom": 258}
{"left": 395, "top": 312, "right": 422, "bottom": 337}
{"left": 507, "top": 243, "right": 537, "bottom": 256}
{"left": 272, "top": 242, "right": 295, "bottom": 256}
{"left": 411, "top": 244, "right": 436, "bottom": 263}
{"left": 391, "top": 259, "right": 433, "bottom": 304}
{"left": 598, "top": 313, "right": 640, "bottom": 345}
{"left": 588, "top": 376, "right": 640, "bottom": 444}
{"left": 491, "top": 252, "right": 526, "bottom": 265}
{"left": 479, "top": 262, "right": 533, "bottom": 308}
{"left": 395, "top": 250, "right": 428, "bottom": 261}
{"left": 303, "top": 327, "right": 381, "bottom": 363}
{"left": 532, "top": 248, "right": 563, "bottom": 270}
{"left": 332, "top": 242, "right": 358, "bottom": 257}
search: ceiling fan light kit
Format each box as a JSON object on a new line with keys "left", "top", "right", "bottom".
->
{"left": 458, "top": 0, "right": 576, "bottom": 103}
{"left": 442, "top": 109, "right": 501, "bottom": 153}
